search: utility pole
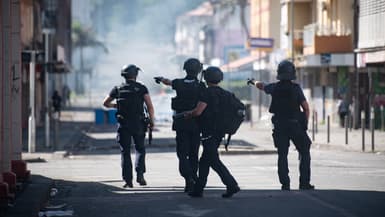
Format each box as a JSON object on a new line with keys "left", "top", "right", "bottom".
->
{"left": 290, "top": 0, "right": 294, "bottom": 62}
{"left": 43, "top": 28, "right": 55, "bottom": 148}
{"left": 353, "top": 0, "right": 360, "bottom": 129}
{"left": 28, "top": 51, "right": 36, "bottom": 153}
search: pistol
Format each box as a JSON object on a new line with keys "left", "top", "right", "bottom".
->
{"left": 154, "top": 76, "right": 163, "bottom": 84}
{"left": 172, "top": 112, "right": 188, "bottom": 120}
{"left": 247, "top": 78, "right": 256, "bottom": 86}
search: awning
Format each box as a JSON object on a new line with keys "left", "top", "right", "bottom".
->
{"left": 220, "top": 54, "right": 261, "bottom": 72}
{"left": 356, "top": 48, "right": 385, "bottom": 67}
{"left": 297, "top": 53, "right": 354, "bottom": 68}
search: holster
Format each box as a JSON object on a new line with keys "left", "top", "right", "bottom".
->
{"left": 115, "top": 112, "right": 127, "bottom": 125}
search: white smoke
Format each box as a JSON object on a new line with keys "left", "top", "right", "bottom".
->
{"left": 91, "top": 0, "right": 203, "bottom": 103}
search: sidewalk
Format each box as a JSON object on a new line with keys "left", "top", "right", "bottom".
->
{"left": 235, "top": 120, "right": 385, "bottom": 154}
{"left": 309, "top": 123, "right": 385, "bottom": 153}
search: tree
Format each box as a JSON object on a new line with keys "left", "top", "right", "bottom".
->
{"left": 72, "top": 21, "right": 108, "bottom": 93}
{"left": 210, "top": 0, "right": 250, "bottom": 38}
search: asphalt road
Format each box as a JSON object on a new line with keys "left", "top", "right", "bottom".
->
{"left": 28, "top": 147, "right": 385, "bottom": 217}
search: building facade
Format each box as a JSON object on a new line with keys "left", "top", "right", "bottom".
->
{"left": 355, "top": 0, "right": 385, "bottom": 128}
{"left": 279, "top": 0, "right": 355, "bottom": 124}
{"left": 1, "top": 0, "right": 22, "bottom": 177}
{"left": 1, "top": 0, "right": 72, "bottom": 183}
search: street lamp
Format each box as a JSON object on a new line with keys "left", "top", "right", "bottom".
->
{"left": 28, "top": 51, "right": 36, "bottom": 153}
{"left": 43, "top": 28, "right": 55, "bottom": 148}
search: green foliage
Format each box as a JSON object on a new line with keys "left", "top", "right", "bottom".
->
{"left": 72, "top": 21, "right": 108, "bottom": 53}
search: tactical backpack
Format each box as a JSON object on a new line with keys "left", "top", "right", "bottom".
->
{"left": 217, "top": 91, "right": 246, "bottom": 150}
{"left": 115, "top": 83, "right": 144, "bottom": 126}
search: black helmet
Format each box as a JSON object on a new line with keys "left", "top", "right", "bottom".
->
{"left": 276, "top": 60, "right": 296, "bottom": 80}
{"left": 203, "top": 66, "right": 223, "bottom": 84}
{"left": 183, "top": 58, "right": 202, "bottom": 77}
{"left": 121, "top": 64, "right": 140, "bottom": 78}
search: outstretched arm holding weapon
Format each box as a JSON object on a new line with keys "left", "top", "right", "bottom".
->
{"left": 154, "top": 76, "right": 172, "bottom": 86}
{"left": 247, "top": 78, "right": 265, "bottom": 90}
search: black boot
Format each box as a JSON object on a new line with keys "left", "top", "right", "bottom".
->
{"left": 123, "top": 180, "right": 133, "bottom": 188}
{"left": 299, "top": 183, "right": 315, "bottom": 190}
{"left": 281, "top": 184, "right": 290, "bottom": 191}
{"left": 184, "top": 179, "right": 195, "bottom": 193}
{"left": 188, "top": 184, "right": 203, "bottom": 198}
{"left": 136, "top": 174, "right": 147, "bottom": 186}
{"left": 222, "top": 186, "right": 240, "bottom": 198}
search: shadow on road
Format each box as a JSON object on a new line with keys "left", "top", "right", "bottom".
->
{"left": 8, "top": 175, "right": 385, "bottom": 217}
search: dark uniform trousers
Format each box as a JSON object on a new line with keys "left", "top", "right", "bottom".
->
{"left": 176, "top": 130, "right": 200, "bottom": 181}
{"left": 117, "top": 126, "right": 146, "bottom": 182}
{"left": 195, "top": 134, "right": 238, "bottom": 190}
{"left": 272, "top": 120, "right": 311, "bottom": 186}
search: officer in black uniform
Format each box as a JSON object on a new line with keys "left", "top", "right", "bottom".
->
{"left": 103, "top": 64, "right": 155, "bottom": 188}
{"left": 186, "top": 66, "right": 240, "bottom": 198}
{"left": 154, "top": 58, "right": 205, "bottom": 192}
{"left": 248, "top": 60, "right": 314, "bottom": 191}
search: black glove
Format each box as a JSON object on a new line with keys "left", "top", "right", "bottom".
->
{"left": 154, "top": 76, "right": 163, "bottom": 84}
{"left": 172, "top": 112, "right": 187, "bottom": 120}
{"left": 247, "top": 78, "right": 256, "bottom": 86}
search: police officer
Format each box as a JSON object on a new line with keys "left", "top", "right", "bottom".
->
{"left": 103, "top": 64, "right": 155, "bottom": 188}
{"left": 248, "top": 60, "right": 314, "bottom": 190}
{"left": 154, "top": 58, "right": 205, "bottom": 192}
{"left": 185, "top": 66, "right": 240, "bottom": 198}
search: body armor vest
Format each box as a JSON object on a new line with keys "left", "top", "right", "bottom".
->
{"left": 116, "top": 83, "right": 144, "bottom": 125}
{"left": 269, "top": 81, "right": 300, "bottom": 120}
{"left": 171, "top": 78, "right": 204, "bottom": 112}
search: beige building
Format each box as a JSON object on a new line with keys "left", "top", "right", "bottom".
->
{"left": 245, "top": 0, "right": 355, "bottom": 123}
{"left": 280, "top": 0, "right": 355, "bottom": 123}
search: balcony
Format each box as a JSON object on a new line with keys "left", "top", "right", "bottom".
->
{"left": 303, "top": 23, "right": 353, "bottom": 55}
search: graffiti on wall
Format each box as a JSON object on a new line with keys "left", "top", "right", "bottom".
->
{"left": 11, "top": 64, "right": 20, "bottom": 94}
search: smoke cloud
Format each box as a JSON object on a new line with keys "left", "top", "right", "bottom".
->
{"left": 90, "top": 0, "right": 204, "bottom": 103}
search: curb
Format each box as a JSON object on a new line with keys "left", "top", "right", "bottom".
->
{"left": 312, "top": 142, "right": 385, "bottom": 154}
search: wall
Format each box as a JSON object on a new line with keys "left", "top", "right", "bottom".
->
{"left": 250, "top": 0, "right": 281, "bottom": 56}
{"left": 20, "top": 0, "right": 34, "bottom": 47}
{"left": 0, "top": 0, "right": 22, "bottom": 174}
{"left": 269, "top": 0, "right": 281, "bottom": 49}
{"left": 293, "top": 2, "right": 312, "bottom": 29}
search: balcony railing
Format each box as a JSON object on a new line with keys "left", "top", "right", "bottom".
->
{"left": 304, "top": 23, "right": 352, "bottom": 46}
